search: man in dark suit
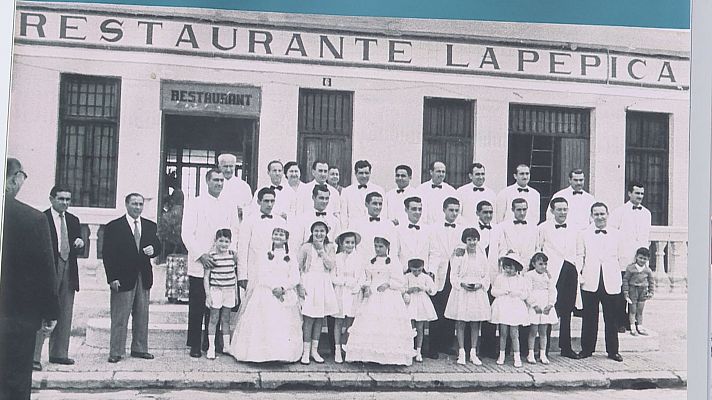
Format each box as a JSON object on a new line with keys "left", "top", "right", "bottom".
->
{"left": 0, "top": 158, "right": 59, "bottom": 400}
{"left": 102, "top": 193, "right": 161, "bottom": 363}
{"left": 33, "top": 185, "right": 84, "bottom": 370}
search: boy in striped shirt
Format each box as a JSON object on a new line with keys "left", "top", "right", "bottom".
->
{"left": 204, "top": 229, "right": 238, "bottom": 359}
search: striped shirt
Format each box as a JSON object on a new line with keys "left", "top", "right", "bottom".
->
{"left": 209, "top": 251, "right": 237, "bottom": 288}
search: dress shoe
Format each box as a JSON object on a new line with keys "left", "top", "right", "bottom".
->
{"left": 560, "top": 350, "right": 581, "bottom": 359}
{"left": 130, "top": 351, "right": 154, "bottom": 360}
{"left": 617, "top": 326, "right": 627, "bottom": 334}
{"left": 32, "top": 361, "right": 42, "bottom": 371}
{"left": 49, "top": 357, "right": 75, "bottom": 365}
{"left": 577, "top": 351, "right": 593, "bottom": 359}
{"left": 107, "top": 356, "right": 122, "bottom": 363}
{"left": 608, "top": 353, "right": 623, "bottom": 362}
{"left": 190, "top": 348, "right": 202, "bottom": 358}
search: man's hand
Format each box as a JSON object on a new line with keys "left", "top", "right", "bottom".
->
{"left": 142, "top": 245, "right": 154, "bottom": 257}
{"left": 73, "top": 238, "right": 85, "bottom": 248}
{"left": 110, "top": 280, "right": 121, "bottom": 291}
{"left": 407, "top": 286, "right": 422, "bottom": 294}
{"left": 362, "top": 286, "right": 372, "bottom": 298}
{"left": 377, "top": 283, "right": 390, "bottom": 292}
{"left": 533, "top": 305, "right": 542, "bottom": 314}
{"left": 296, "top": 284, "right": 306, "bottom": 299}
{"left": 272, "top": 287, "right": 286, "bottom": 302}
{"left": 543, "top": 305, "right": 553, "bottom": 314}
{"left": 205, "top": 292, "right": 213, "bottom": 308}
{"left": 41, "top": 319, "right": 57, "bottom": 333}
{"left": 237, "top": 280, "right": 248, "bottom": 290}
{"left": 625, "top": 296, "right": 633, "bottom": 305}
{"left": 199, "top": 253, "right": 216, "bottom": 269}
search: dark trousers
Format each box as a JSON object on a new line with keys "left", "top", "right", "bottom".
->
{"left": 187, "top": 277, "right": 223, "bottom": 352}
{"left": 430, "top": 265, "right": 455, "bottom": 354}
{"left": 581, "top": 273, "right": 619, "bottom": 355}
{"left": 0, "top": 318, "right": 36, "bottom": 400}
{"left": 616, "top": 271, "right": 630, "bottom": 331}
{"left": 554, "top": 261, "right": 579, "bottom": 353}
{"left": 479, "top": 289, "right": 498, "bottom": 358}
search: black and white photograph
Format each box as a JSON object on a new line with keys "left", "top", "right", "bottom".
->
{"left": 0, "top": 1, "right": 691, "bottom": 398}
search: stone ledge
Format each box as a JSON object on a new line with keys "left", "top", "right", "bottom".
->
{"left": 326, "top": 372, "right": 375, "bottom": 388}
{"left": 607, "top": 370, "right": 683, "bottom": 389}
{"left": 259, "top": 372, "right": 329, "bottom": 390}
{"left": 530, "top": 371, "right": 609, "bottom": 388}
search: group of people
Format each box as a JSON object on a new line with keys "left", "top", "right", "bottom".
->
{"left": 180, "top": 156, "right": 656, "bottom": 367}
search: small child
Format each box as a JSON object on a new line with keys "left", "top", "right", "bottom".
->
{"left": 403, "top": 258, "right": 437, "bottom": 362}
{"left": 203, "top": 229, "right": 238, "bottom": 360}
{"left": 623, "top": 247, "right": 655, "bottom": 336}
{"left": 524, "top": 252, "right": 557, "bottom": 365}
{"left": 490, "top": 252, "right": 530, "bottom": 367}
{"left": 331, "top": 231, "right": 363, "bottom": 363}
{"left": 444, "top": 228, "right": 491, "bottom": 366}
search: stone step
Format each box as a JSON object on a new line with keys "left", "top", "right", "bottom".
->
{"left": 85, "top": 318, "right": 187, "bottom": 350}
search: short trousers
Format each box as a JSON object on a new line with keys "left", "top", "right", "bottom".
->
{"left": 207, "top": 285, "right": 236, "bottom": 309}
{"left": 628, "top": 285, "right": 649, "bottom": 303}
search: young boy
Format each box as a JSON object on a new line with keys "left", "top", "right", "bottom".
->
{"left": 622, "top": 247, "right": 655, "bottom": 336}
{"left": 204, "top": 229, "right": 238, "bottom": 359}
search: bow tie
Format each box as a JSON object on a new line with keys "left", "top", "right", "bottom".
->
{"left": 632, "top": 205, "right": 643, "bottom": 210}
{"left": 369, "top": 216, "right": 380, "bottom": 222}
{"left": 513, "top": 220, "right": 527, "bottom": 225}
{"left": 431, "top": 184, "right": 442, "bottom": 189}
{"left": 479, "top": 223, "right": 491, "bottom": 230}
{"left": 260, "top": 214, "right": 273, "bottom": 219}
{"left": 315, "top": 211, "right": 326, "bottom": 217}
{"left": 473, "top": 187, "right": 484, "bottom": 192}
{"left": 408, "top": 224, "right": 420, "bottom": 230}
{"left": 270, "top": 185, "right": 283, "bottom": 191}
{"left": 358, "top": 184, "right": 367, "bottom": 189}
{"left": 572, "top": 191, "right": 583, "bottom": 195}
{"left": 555, "top": 223, "right": 567, "bottom": 229}
{"left": 595, "top": 229, "right": 607, "bottom": 234}
{"left": 444, "top": 222, "right": 456, "bottom": 228}
{"left": 396, "top": 188, "right": 405, "bottom": 194}
{"left": 517, "top": 187, "right": 529, "bottom": 193}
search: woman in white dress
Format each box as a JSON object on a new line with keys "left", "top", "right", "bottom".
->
{"left": 525, "top": 252, "right": 557, "bottom": 365}
{"left": 297, "top": 221, "right": 339, "bottom": 364}
{"left": 230, "top": 223, "right": 302, "bottom": 362}
{"left": 330, "top": 231, "right": 362, "bottom": 363}
{"left": 346, "top": 234, "right": 415, "bottom": 366}
{"left": 445, "top": 228, "right": 491, "bottom": 366}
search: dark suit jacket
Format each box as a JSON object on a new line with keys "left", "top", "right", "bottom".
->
{"left": 44, "top": 209, "right": 82, "bottom": 292}
{"left": 0, "top": 198, "right": 59, "bottom": 330}
{"left": 102, "top": 215, "right": 161, "bottom": 292}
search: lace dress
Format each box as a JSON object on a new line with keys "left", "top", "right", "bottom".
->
{"left": 404, "top": 272, "right": 437, "bottom": 322}
{"left": 444, "top": 249, "right": 491, "bottom": 322}
{"left": 230, "top": 248, "right": 302, "bottom": 362}
{"left": 525, "top": 270, "right": 558, "bottom": 324}
{"left": 345, "top": 256, "right": 416, "bottom": 365}
{"left": 489, "top": 273, "right": 530, "bottom": 326}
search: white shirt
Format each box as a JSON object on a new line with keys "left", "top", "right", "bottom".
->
{"left": 577, "top": 225, "right": 624, "bottom": 294}
{"left": 124, "top": 213, "right": 142, "bottom": 238}
{"left": 181, "top": 193, "right": 240, "bottom": 278}
{"left": 427, "top": 216, "right": 469, "bottom": 292}
{"left": 384, "top": 185, "right": 416, "bottom": 226}
{"left": 416, "top": 180, "right": 457, "bottom": 225}
{"left": 393, "top": 220, "right": 432, "bottom": 272}
{"left": 290, "top": 208, "right": 341, "bottom": 248}
{"left": 456, "top": 182, "right": 497, "bottom": 223}
{"left": 247, "top": 181, "right": 296, "bottom": 220}
{"left": 475, "top": 219, "right": 498, "bottom": 274}
{"left": 496, "top": 184, "right": 541, "bottom": 225}
{"left": 236, "top": 212, "right": 288, "bottom": 281}
{"left": 609, "top": 201, "right": 652, "bottom": 265}
{"left": 546, "top": 186, "right": 595, "bottom": 232}
{"left": 295, "top": 180, "right": 341, "bottom": 218}
{"left": 339, "top": 181, "right": 385, "bottom": 230}
{"left": 490, "top": 219, "right": 538, "bottom": 271}
{"left": 51, "top": 208, "right": 67, "bottom": 253}
{"left": 221, "top": 176, "right": 253, "bottom": 219}
{"left": 537, "top": 219, "right": 578, "bottom": 284}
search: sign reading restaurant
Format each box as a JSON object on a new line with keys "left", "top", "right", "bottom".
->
{"left": 15, "top": 7, "right": 689, "bottom": 89}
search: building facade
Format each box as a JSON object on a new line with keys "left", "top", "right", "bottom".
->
{"left": 9, "top": 2, "right": 689, "bottom": 257}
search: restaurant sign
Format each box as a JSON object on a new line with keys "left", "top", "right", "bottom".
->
{"left": 160, "top": 81, "right": 261, "bottom": 116}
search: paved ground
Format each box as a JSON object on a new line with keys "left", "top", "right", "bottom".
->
{"left": 32, "top": 290, "right": 687, "bottom": 393}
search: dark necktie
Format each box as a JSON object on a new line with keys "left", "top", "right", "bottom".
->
{"left": 555, "top": 223, "right": 567, "bottom": 229}
{"left": 315, "top": 211, "right": 327, "bottom": 217}
{"left": 270, "top": 185, "right": 283, "bottom": 191}
{"left": 444, "top": 222, "right": 456, "bottom": 228}
{"left": 431, "top": 184, "right": 442, "bottom": 189}
{"left": 261, "top": 214, "right": 273, "bottom": 219}
{"left": 396, "top": 189, "right": 405, "bottom": 194}
{"left": 369, "top": 216, "right": 380, "bottom": 222}
{"left": 473, "top": 187, "right": 484, "bottom": 192}
{"left": 572, "top": 191, "right": 583, "bottom": 195}
{"left": 59, "top": 213, "right": 70, "bottom": 261}
{"left": 517, "top": 187, "right": 529, "bottom": 193}
{"left": 632, "top": 205, "right": 643, "bottom": 210}
{"left": 358, "top": 184, "right": 367, "bottom": 189}
{"left": 513, "top": 220, "right": 527, "bottom": 225}
{"left": 408, "top": 224, "right": 420, "bottom": 230}
{"left": 133, "top": 219, "right": 141, "bottom": 251}
{"left": 479, "top": 223, "right": 491, "bottom": 230}
{"left": 595, "top": 229, "right": 607, "bottom": 234}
